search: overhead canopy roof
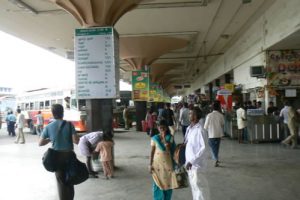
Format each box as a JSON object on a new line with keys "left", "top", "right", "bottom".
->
{"left": 0, "top": 0, "right": 276, "bottom": 95}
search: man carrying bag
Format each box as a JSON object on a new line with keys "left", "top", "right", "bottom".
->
{"left": 185, "top": 107, "right": 210, "bottom": 200}
{"left": 39, "top": 104, "right": 80, "bottom": 200}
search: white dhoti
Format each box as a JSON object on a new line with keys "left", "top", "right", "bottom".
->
{"left": 188, "top": 169, "right": 210, "bottom": 200}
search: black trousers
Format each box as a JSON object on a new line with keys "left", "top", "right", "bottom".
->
{"left": 55, "top": 151, "right": 75, "bottom": 200}
{"left": 8, "top": 121, "right": 16, "bottom": 136}
{"left": 182, "top": 125, "right": 188, "bottom": 137}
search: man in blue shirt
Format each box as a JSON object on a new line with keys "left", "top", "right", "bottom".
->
{"left": 39, "top": 104, "right": 79, "bottom": 200}
{"left": 7, "top": 111, "right": 16, "bottom": 137}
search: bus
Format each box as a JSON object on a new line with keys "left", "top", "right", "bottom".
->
{"left": 16, "top": 88, "right": 87, "bottom": 133}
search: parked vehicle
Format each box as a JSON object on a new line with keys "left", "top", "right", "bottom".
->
{"left": 16, "top": 88, "right": 87, "bottom": 134}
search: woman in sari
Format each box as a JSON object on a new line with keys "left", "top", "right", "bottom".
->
{"left": 149, "top": 120, "right": 178, "bottom": 200}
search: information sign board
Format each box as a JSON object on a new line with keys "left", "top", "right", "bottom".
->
{"left": 75, "top": 27, "right": 119, "bottom": 99}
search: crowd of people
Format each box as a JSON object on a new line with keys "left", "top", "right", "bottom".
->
{"left": 146, "top": 101, "right": 225, "bottom": 200}
{"left": 234, "top": 99, "right": 299, "bottom": 148}
{"left": 1, "top": 98, "right": 299, "bottom": 200}
{"left": 1, "top": 108, "right": 44, "bottom": 144}
{"left": 145, "top": 98, "right": 299, "bottom": 199}
{"left": 0, "top": 105, "right": 114, "bottom": 200}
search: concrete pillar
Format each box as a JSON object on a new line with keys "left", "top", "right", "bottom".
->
{"left": 150, "top": 102, "right": 157, "bottom": 112}
{"left": 135, "top": 101, "right": 147, "bottom": 131}
{"left": 86, "top": 99, "right": 113, "bottom": 137}
{"left": 225, "top": 74, "right": 231, "bottom": 84}
{"left": 264, "top": 88, "right": 269, "bottom": 115}
{"left": 209, "top": 82, "right": 213, "bottom": 102}
{"left": 51, "top": 1, "right": 144, "bottom": 137}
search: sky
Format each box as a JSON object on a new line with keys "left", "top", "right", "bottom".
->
{"left": 0, "top": 31, "right": 131, "bottom": 93}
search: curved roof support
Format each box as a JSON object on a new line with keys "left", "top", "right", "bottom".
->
{"left": 120, "top": 36, "right": 188, "bottom": 70}
{"left": 51, "top": 0, "right": 143, "bottom": 27}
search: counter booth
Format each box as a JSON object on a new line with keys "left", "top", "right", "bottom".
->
{"left": 225, "top": 109, "right": 283, "bottom": 143}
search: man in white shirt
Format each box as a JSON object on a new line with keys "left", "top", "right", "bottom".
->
{"left": 78, "top": 131, "right": 104, "bottom": 178}
{"left": 185, "top": 107, "right": 210, "bottom": 200}
{"left": 204, "top": 101, "right": 224, "bottom": 167}
{"left": 15, "top": 109, "right": 26, "bottom": 144}
{"left": 123, "top": 105, "right": 129, "bottom": 130}
{"left": 280, "top": 101, "right": 291, "bottom": 139}
{"left": 282, "top": 107, "right": 298, "bottom": 149}
{"left": 179, "top": 102, "right": 190, "bottom": 137}
{"left": 236, "top": 102, "right": 247, "bottom": 143}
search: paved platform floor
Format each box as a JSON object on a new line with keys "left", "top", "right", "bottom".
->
{"left": 0, "top": 127, "right": 299, "bottom": 200}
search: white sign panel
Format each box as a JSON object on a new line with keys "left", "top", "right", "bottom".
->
{"left": 285, "top": 89, "right": 297, "bottom": 97}
{"left": 75, "top": 27, "right": 119, "bottom": 99}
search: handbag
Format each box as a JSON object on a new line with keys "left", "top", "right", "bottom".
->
{"left": 173, "top": 143, "right": 186, "bottom": 166}
{"left": 175, "top": 166, "right": 189, "bottom": 189}
{"left": 65, "top": 154, "right": 89, "bottom": 185}
{"left": 42, "top": 148, "right": 59, "bottom": 172}
{"left": 42, "top": 121, "right": 66, "bottom": 172}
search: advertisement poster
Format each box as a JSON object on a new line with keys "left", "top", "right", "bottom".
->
{"left": 75, "top": 27, "right": 119, "bottom": 99}
{"left": 156, "top": 85, "right": 164, "bottom": 102}
{"left": 216, "top": 89, "right": 232, "bottom": 111}
{"left": 224, "top": 84, "right": 234, "bottom": 92}
{"left": 163, "top": 93, "right": 171, "bottom": 103}
{"left": 148, "top": 82, "right": 158, "bottom": 102}
{"left": 267, "top": 50, "right": 300, "bottom": 86}
{"left": 132, "top": 70, "right": 149, "bottom": 101}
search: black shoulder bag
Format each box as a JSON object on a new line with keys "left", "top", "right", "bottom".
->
{"left": 65, "top": 154, "right": 89, "bottom": 185}
{"left": 65, "top": 122, "right": 89, "bottom": 185}
{"left": 42, "top": 120, "right": 66, "bottom": 172}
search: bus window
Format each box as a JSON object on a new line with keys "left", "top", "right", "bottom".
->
{"left": 71, "top": 98, "right": 77, "bottom": 109}
{"left": 79, "top": 99, "right": 86, "bottom": 111}
{"left": 51, "top": 100, "right": 56, "bottom": 106}
{"left": 21, "top": 103, "right": 25, "bottom": 110}
{"left": 45, "top": 100, "right": 50, "bottom": 109}
{"left": 57, "top": 99, "right": 63, "bottom": 105}
{"left": 64, "top": 97, "right": 70, "bottom": 109}
{"left": 25, "top": 103, "right": 29, "bottom": 110}
{"left": 34, "top": 101, "right": 39, "bottom": 110}
{"left": 40, "top": 102, "right": 44, "bottom": 110}
{"left": 30, "top": 102, "right": 34, "bottom": 110}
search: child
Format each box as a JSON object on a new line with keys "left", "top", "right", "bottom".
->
{"left": 95, "top": 133, "right": 114, "bottom": 179}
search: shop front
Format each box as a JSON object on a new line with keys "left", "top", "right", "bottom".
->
{"left": 266, "top": 50, "right": 300, "bottom": 109}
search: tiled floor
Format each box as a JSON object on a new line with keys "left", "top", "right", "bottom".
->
{"left": 0, "top": 128, "right": 299, "bottom": 200}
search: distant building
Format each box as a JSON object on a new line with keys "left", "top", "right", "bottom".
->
{"left": 0, "top": 87, "right": 16, "bottom": 118}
